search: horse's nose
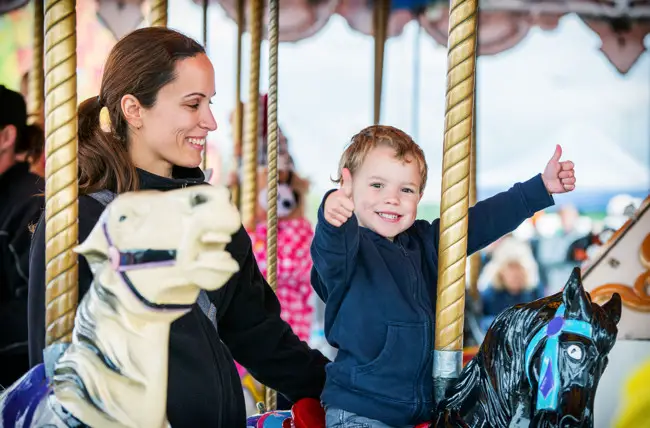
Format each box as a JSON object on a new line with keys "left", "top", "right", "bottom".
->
{"left": 190, "top": 192, "right": 209, "bottom": 208}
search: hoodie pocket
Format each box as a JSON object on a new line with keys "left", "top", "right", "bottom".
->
{"left": 351, "top": 321, "right": 426, "bottom": 403}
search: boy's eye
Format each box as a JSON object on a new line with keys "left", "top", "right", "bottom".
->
{"left": 370, "top": 182, "right": 382, "bottom": 188}
{"left": 402, "top": 188, "right": 415, "bottom": 193}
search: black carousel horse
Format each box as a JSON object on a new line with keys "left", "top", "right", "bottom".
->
{"left": 247, "top": 267, "right": 620, "bottom": 427}
{"left": 432, "top": 267, "right": 621, "bottom": 427}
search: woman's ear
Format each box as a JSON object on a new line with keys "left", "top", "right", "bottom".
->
{"left": 121, "top": 94, "right": 144, "bottom": 130}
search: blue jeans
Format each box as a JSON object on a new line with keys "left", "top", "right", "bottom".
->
{"left": 325, "top": 407, "right": 413, "bottom": 428}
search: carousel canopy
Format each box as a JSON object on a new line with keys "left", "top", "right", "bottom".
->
{"left": 1, "top": 0, "right": 648, "bottom": 73}
{"left": 204, "top": 0, "right": 650, "bottom": 74}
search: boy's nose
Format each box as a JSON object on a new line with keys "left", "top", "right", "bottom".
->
{"left": 384, "top": 192, "right": 400, "bottom": 205}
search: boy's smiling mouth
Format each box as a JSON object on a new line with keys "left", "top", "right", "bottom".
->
{"left": 377, "top": 212, "right": 402, "bottom": 222}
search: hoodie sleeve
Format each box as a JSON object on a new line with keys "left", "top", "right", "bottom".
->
{"left": 429, "top": 174, "right": 554, "bottom": 256}
{"left": 218, "top": 226, "right": 329, "bottom": 403}
{"left": 310, "top": 189, "right": 359, "bottom": 302}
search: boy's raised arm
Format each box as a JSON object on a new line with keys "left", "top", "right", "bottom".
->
{"left": 430, "top": 145, "right": 575, "bottom": 256}
{"left": 310, "top": 176, "right": 359, "bottom": 300}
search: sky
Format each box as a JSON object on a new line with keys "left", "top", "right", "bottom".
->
{"left": 167, "top": 1, "right": 649, "bottom": 204}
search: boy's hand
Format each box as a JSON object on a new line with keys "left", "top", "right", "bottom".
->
{"left": 542, "top": 144, "right": 576, "bottom": 194}
{"left": 324, "top": 168, "right": 355, "bottom": 227}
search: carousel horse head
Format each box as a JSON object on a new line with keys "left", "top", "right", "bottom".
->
{"left": 76, "top": 186, "right": 241, "bottom": 322}
{"left": 0, "top": 186, "right": 242, "bottom": 428}
{"left": 438, "top": 267, "right": 621, "bottom": 427}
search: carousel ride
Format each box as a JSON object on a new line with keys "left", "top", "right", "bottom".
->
{"left": 0, "top": 0, "right": 647, "bottom": 426}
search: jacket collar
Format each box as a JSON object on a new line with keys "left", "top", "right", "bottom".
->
{"left": 137, "top": 166, "right": 206, "bottom": 191}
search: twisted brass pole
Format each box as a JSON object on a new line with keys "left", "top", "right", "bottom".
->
{"left": 149, "top": 0, "right": 168, "bottom": 27}
{"left": 432, "top": 0, "right": 478, "bottom": 404}
{"left": 44, "top": 0, "right": 78, "bottom": 346}
{"left": 231, "top": 0, "right": 244, "bottom": 208}
{"left": 373, "top": 0, "right": 390, "bottom": 125}
{"left": 264, "top": 0, "right": 280, "bottom": 412}
{"left": 28, "top": 0, "right": 44, "bottom": 126}
{"left": 241, "top": 0, "right": 263, "bottom": 230}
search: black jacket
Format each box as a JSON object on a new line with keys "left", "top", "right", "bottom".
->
{"left": 28, "top": 166, "right": 328, "bottom": 427}
{"left": 0, "top": 162, "right": 44, "bottom": 375}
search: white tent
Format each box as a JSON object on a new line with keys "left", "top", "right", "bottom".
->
{"left": 478, "top": 123, "right": 649, "bottom": 191}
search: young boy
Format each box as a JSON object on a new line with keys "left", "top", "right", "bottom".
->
{"left": 310, "top": 125, "right": 575, "bottom": 427}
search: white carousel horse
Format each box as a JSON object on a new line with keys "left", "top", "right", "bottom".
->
{"left": 0, "top": 186, "right": 241, "bottom": 428}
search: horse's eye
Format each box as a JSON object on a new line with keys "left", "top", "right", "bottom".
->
{"left": 119, "top": 215, "right": 127, "bottom": 222}
{"left": 567, "top": 344, "right": 583, "bottom": 361}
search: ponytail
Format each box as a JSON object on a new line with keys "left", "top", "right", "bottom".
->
{"left": 77, "top": 96, "right": 139, "bottom": 195}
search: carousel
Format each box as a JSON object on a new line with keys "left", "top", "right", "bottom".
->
{"left": 0, "top": 0, "right": 647, "bottom": 426}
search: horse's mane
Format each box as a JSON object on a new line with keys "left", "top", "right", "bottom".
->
{"left": 438, "top": 290, "right": 618, "bottom": 426}
{"left": 51, "top": 274, "right": 146, "bottom": 416}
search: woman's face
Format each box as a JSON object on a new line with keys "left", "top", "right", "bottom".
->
{"left": 501, "top": 261, "right": 527, "bottom": 294}
{"left": 131, "top": 53, "right": 217, "bottom": 176}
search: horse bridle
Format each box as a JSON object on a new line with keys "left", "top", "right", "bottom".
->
{"left": 102, "top": 221, "right": 194, "bottom": 310}
{"left": 524, "top": 303, "right": 594, "bottom": 411}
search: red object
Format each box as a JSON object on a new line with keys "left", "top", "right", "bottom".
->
{"left": 291, "top": 398, "right": 325, "bottom": 428}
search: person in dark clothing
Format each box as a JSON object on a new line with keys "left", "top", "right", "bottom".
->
{"left": 311, "top": 126, "right": 576, "bottom": 427}
{"left": 479, "top": 236, "right": 545, "bottom": 331}
{"left": 27, "top": 27, "right": 328, "bottom": 427}
{"left": 0, "top": 85, "right": 45, "bottom": 387}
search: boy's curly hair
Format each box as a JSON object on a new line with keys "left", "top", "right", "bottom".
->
{"left": 333, "top": 125, "right": 428, "bottom": 192}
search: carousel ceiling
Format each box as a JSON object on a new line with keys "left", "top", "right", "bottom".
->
{"left": 1, "top": 0, "right": 648, "bottom": 73}
{"left": 203, "top": 0, "right": 650, "bottom": 74}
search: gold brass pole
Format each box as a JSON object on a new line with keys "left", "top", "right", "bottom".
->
{"left": 432, "top": 0, "right": 479, "bottom": 404}
{"left": 43, "top": 0, "right": 79, "bottom": 346}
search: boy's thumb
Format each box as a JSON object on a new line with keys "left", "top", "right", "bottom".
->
{"left": 550, "top": 144, "right": 562, "bottom": 162}
{"left": 341, "top": 168, "right": 353, "bottom": 197}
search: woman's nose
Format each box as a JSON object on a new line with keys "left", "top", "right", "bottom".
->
{"left": 201, "top": 109, "right": 218, "bottom": 131}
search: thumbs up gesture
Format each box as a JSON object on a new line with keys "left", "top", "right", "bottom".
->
{"left": 324, "top": 168, "right": 355, "bottom": 227}
{"left": 542, "top": 145, "right": 576, "bottom": 195}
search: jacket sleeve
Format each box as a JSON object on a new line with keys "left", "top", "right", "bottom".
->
{"left": 431, "top": 174, "right": 554, "bottom": 256}
{"left": 309, "top": 189, "right": 359, "bottom": 302}
{"left": 0, "top": 194, "right": 44, "bottom": 298}
{"left": 27, "top": 196, "right": 103, "bottom": 367}
{"left": 217, "top": 226, "right": 329, "bottom": 403}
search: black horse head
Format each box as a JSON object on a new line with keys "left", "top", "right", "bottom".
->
{"left": 435, "top": 268, "right": 621, "bottom": 427}
{"left": 526, "top": 268, "right": 620, "bottom": 427}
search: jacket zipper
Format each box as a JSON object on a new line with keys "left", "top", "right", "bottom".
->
{"left": 399, "top": 242, "right": 431, "bottom": 421}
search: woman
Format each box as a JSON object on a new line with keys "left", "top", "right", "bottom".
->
{"left": 27, "top": 27, "right": 328, "bottom": 427}
{"left": 478, "top": 236, "right": 545, "bottom": 330}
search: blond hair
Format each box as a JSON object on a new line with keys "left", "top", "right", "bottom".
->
{"left": 478, "top": 237, "right": 540, "bottom": 292}
{"left": 333, "top": 125, "right": 428, "bottom": 192}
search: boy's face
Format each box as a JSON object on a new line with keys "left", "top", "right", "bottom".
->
{"left": 349, "top": 145, "right": 422, "bottom": 240}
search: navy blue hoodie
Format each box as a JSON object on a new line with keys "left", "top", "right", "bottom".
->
{"left": 310, "top": 174, "right": 554, "bottom": 426}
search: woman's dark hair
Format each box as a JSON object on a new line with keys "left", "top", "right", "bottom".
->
{"left": 77, "top": 27, "right": 205, "bottom": 195}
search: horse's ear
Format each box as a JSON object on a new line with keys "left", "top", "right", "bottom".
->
{"left": 75, "top": 215, "right": 111, "bottom": 269}
{"left": 601, "top": 293, "right": 622, "bottom": 325}
{"left": 562, "top": 267, "right": 592, "bottom": 320}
